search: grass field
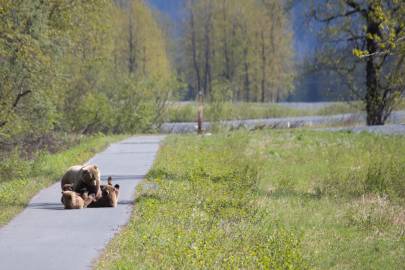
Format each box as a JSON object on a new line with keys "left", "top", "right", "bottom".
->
{"left": 0, "top": 134, "right": 127, "bottom": 226}
{"left": 97, "top": 130, "right": 405, "bottom": 269}
{"left": 166, "top": 100, "right": 405, "bottom": 122}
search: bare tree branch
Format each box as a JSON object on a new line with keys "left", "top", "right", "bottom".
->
{"left": 12, "top": 90, "right": 31, "bottom": 108}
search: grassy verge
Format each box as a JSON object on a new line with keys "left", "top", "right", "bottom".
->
{"left": 166, "top": 100, "right": 405, "bottom": 123}
{"left": 97, "top": 130, "right": 404, "bottom": 269}
{"left": 166, "top": 102, "right": 365, "bottom": 122}
{"left": 0, "top": 134, "right": 127, "bottom": 226}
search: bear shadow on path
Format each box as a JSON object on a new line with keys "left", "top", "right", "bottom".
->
{"left": 28, "top": 202, "right": 65, "bottom": 210}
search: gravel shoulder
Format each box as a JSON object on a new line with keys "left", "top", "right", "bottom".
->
{"left": 0, "top": 135, "right": 165, "bottom": 270}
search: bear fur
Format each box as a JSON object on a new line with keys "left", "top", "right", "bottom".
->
{"left": 88, "top": 177, "right": 120, "bottom": 208}
{"left": 61, "top": 184, "right": 96, "bottom": 209}
{"left": 60, "top": 164, "right": 101, "bottom": 199}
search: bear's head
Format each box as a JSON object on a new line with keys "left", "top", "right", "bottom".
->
{"left": 88, "top": 176, "right": 120, "bottom": 208}
{"left": 81, "top": 165, "right": 100, "bottom": 187}
{"left": 101, "top": 184, "right": 120, "bottom": 207}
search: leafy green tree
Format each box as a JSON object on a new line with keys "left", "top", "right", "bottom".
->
{"left": 0, "top": 0, "right": 176, "bottom": 144}
{"left": 312, "top": 0, "right": 405, "bottom": 125}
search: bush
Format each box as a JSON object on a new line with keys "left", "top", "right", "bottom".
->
{"left": 0, "top": 149, "right": 30, "bottom": 183}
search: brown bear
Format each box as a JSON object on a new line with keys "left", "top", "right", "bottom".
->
{"left": 61, "top": 184, "right": 96, "bottom": 209}
{"left": 88, "top": 176, "right": 120, "bottom": 208}
{"left": 60, "top": 164, "right": 101, "bottom": 199}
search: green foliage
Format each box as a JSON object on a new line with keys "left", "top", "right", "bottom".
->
{"left": 0, "top": 0, "right": 177, "bottom": 146}
{"left": 312, "top": 0, "right": 405, "bottom": 125}
{"left": 0, "top": 149, "right": 30, "bottom": 182}
{"left": 67, "top": 92, "right": 113, "bottom": 134}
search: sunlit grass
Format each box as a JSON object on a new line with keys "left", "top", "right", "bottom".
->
{"left": 98, "top": 130, "right": 404, "bottom": 269}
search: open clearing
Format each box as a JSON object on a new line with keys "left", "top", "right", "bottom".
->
{"left": 98, "top": 130, "right": 405, "bottom": 269}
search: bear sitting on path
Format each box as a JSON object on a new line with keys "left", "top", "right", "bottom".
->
{"left": 60, "top": 164, "right": 101, "bottom": 200}
{"left": 88, "top": 177, "right": 120, "bottom": 208}
{"left": 61, "top": 184, "right": 96, "bottom": 209}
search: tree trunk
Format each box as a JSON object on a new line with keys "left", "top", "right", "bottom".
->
{"left": 365, "top": 13, "right": 384, "bottom": 125}
{"left": 222, "top": 0, "right": 231, "bottom": 80}
{"left": 190, "top": 9, "right": 201, "bottom": 97}
{"left": 243, "top": 47, "right": 250, "bottom": 101}
{"left": 260, "top": 30, "right": 266, "bottom": 103}
{"left": 203, "top": 7, "right": 212, "bottom": 98}
{"left": 128, "top": 14, "right": 136, "bottom": 74}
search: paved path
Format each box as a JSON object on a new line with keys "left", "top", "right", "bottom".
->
{"left": 0, "top": 135, "right": 165, "bottom": 270}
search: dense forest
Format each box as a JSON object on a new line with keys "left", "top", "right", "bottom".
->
{"left": 0, "top": 0, "right": 295, "bottom": 147}
{"left": 180, "top": 0, "right": 294, "bottom": 102}
{"left": 0, "top": 0, "right": 176, "bottom": 147}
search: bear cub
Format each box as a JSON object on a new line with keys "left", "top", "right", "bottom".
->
{"left": 61, "top": 184, "right": 96, "bottom": 209}
{"left": 88, "top": 177, "right": 120, "bottom": 208}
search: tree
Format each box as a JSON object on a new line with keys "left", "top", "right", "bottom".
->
{"left": 0, "top": 0, "right": 177, "bottom": 145}
{"left": 312, "top": 0, "right": 405, "bottom": 125}
{"left": 181, "top": 0, "right": 295, "bottom": 102}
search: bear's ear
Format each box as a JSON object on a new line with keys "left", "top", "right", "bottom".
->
{"left": 114, "top": 184, "right": 120, "bottom": 190}
{"left": 93, "top": 165, "right": 98, "bottom": 170}
{"left": 108, "top": 176, "right": 112, "bottom": 186}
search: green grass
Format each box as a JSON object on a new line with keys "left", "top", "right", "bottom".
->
{"left": 97, "top": 130, "right": 404, "bottom": 269}
{"left": 165, "top": 102, "right": 364, "bottom": 122}
{"left": 0, "top": 134, "right": 127, "bottom": 226}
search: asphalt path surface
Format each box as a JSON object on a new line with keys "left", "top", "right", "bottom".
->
{"left": 0, "top": 135, "right": 165, "bottom": 270}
